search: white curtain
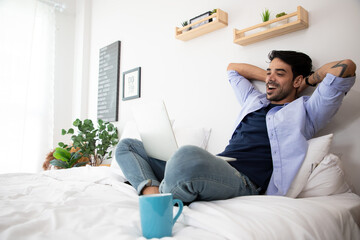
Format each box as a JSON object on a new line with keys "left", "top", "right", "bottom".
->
{"left": 0, "top": 0, "right": 55, "bottom": 173}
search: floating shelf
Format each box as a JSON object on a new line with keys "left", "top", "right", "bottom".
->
{"left": 233, "top": 6, "right": 308, "bottom": 46}
{"left": 175, "top": 9, "right": 228, "bottom": 41}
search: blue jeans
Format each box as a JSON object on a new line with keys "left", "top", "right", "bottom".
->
{"left": 115, "top": 138, "right": 260, "bottom": 203}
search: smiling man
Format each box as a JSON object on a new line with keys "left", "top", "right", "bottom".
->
{"left": 219, "top": 50, "right": 356, "bottom": 195}
{"left": 116, "top": 50, "right": 356, "bottom": 203}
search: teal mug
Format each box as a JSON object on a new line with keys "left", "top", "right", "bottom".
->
{"left": 139, "top": 193, "right": 183, "bottom": 238}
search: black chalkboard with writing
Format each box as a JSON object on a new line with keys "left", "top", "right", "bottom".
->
{"left": 97, "top": 41, "right": 121, "bottom": 122}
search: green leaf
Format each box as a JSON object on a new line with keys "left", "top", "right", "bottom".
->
{"left": 69, "top": 152, "right": 82, "bottom": 167}
{"left": 73, "top": 119, "right": 81, "bottom": 127}
{"left": 83, "top": 119, "right": 93, "bottom": 129}
{"left": 61, "top": 129, "right": 66, "bottom": 135}
{"left": 107, "top": 125, "right": 113, "bottom": 132}
{"left": 60, "top": 118, "right": 119, "bottom": 160}
{"left": 58, "top": 142, "right": 65, "bottom": 147}
{"left": 111, "top": 139, "right": 119, "bottom": 146}
{"left": 71, "top": 151, "right": 82, "bottom": 160}
{"left": 276, "top": 12, "right": 286, "bottom": 18}
{"left": 74, "top": 161, "right": 88, "bottom": 167}
{"left": 53, "top": 147, "right": 71, "bottom": 162}
{"left": 50, "top": 159, "right": 69, "bottom": 168}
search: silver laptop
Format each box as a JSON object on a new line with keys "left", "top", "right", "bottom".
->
{"left": 132, "top": 100, "right": 235, "bottom": 162}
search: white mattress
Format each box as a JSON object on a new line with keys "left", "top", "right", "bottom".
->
{"left": 0, "top": 166, "right": 359, "bottom": 240}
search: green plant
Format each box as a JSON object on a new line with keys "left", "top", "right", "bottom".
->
{"left": 181, "top": 21, "right": 188, "bottom": 27}
{"left": 50, "top": 147, "right": 87, "bottom": 169}
{"left": 276, "top": 12, "right": 287, "bottom": 18}
{"left": 58, "top": 118, "right": 119, "bottom": 166}
{"left": 261, "top": 8, "right": 271, "bottom": 22}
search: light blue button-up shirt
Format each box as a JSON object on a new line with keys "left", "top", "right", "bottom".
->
{"left": 228, "top": 70, "right": 356, "bottom": 195}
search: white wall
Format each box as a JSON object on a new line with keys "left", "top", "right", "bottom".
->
{"left": 53, "top": 0, "right": 76, "bottom": 147}
{"left": 72, "top": 0, "right": 360, "bottom": 193}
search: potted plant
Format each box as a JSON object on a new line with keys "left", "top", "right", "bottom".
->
{"left": 275, "top": 12, "right": 288, "bottom": 26}
{"left": 181, "top": 20, "right": 189, "bottom": 32}
{"left": 50, "top": 147, "right": 88, "bottom": 169}
{"left": 276, "top": 12, "right": 287, "bottom": 18}
{"left": 58, "top": 118, "right": 119, "bottom": 166}
{"left": 260, "top": 8, "right": 271, "bottom": 30}
{"left": 261, "top": 8, "right": 271, "bottom": 22}
{"left": 210, "top": 9, "right": 217, "bottom": 21}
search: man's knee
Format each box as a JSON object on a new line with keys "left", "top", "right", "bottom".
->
{"left": 115, "top": 138, "right": 140, "bottom": 155}
{"left": 170, "top": 145, "right": 209, "bottom": 167}
{"left": 165, "top": 145, "right": 209, "bottom": 183}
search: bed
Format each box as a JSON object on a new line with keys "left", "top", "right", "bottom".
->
{"left": 0, "top": 124, "right": 359, "bottom": 240}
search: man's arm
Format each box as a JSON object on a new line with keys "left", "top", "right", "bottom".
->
{"left": 307, "top": 59, "right": 356, "bottom": 86}
{"left": 227, "top": 63, "right": 267, "bottom": 82}
{"left": 303, "top": 59, "right": 356, "bottom": 136}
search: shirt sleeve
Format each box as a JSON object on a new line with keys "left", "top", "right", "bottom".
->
{"left": 228, "top": 70, "right": 262, "bottom": 106}
{"left": 304, "top": 73, "right": 356, "bottom": 137}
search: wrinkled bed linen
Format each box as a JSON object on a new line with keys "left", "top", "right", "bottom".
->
{"left": 0, "top": 166, "right": 359, "bottom": 240}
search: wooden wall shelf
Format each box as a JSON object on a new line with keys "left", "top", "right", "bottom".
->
{"left": 175, "top": 9, "right": 228, "bottom": 41}
{"left": 233, "top": 6, "right": 308, "bottom": 46}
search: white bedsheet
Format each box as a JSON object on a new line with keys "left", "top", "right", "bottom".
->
{"left": 0, "top": 166, "right": 359, "bottom": 240}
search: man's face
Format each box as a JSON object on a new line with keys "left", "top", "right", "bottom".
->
{"left": 266, "top": 58, "right": 297, "bottom": 104}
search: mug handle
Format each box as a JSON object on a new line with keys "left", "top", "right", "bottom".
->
{"left": 172, "top": 199, "right": 183, "bottom": 225}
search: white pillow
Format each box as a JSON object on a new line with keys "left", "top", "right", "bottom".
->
{"left": 286, "top": 134, "right": 333, "bottom": 198}
{"left": 298, "top": 153, "right": 351, "bottom": 198}
{"left": 172, "top": 122, "right": 212, "bottom": 150}
{"left": 119, "top": 121, "right": 141, "bottom": 141}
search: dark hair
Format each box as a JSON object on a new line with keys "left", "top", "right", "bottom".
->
{"left": 268, "top": 50, "right": 313, "bottom": 79}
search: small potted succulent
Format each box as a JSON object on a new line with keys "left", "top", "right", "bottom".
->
{"left": 181, "top": 20, "right": 190, "bottom": 32}
{"left": 276, "top": 12, "right": 287, "bottom": 18}
{"left": 261, "top": 8, "right": 271, "bottom": 22}
{"left": 210, "top": 9, "right": 217, "bottom": 21}
{"left": 275, "top": 12, "right": 288, "bottom": 26}
{"left": 260, "top": 8, "right": 271, "bottom": 30}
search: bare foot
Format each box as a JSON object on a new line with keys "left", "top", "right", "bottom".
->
{"left": 142, "top": 186, "right": 160, "bottom": 195}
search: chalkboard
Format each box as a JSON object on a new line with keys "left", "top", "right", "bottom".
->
{"left": 97, "top": 41, "right": 121, "bottom": 122}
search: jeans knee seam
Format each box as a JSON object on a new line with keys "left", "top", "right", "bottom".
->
{"left": 129, "top": 151, "right": 149, "bottom": 180}
{"left": 167, "top": 177, "right": 239, "bottom": 195}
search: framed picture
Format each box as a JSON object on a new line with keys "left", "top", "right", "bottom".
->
{"left": 97, "top": 41, "right": 121, "bottom": 122}
{"left": 122, "top": 67, "right": 141, "bottom": 101}
{"left": 189, "top": 11, "right": 212, "bottom": 30}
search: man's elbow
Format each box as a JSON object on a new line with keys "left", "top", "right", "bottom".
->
{"left": 326, "top": 59, "right": 356, "bottom": 78}
{"left": 227, "top": 63, "right": 243, "bottom": 72}
{"left": 227, "top": 63, "right": 236, "bottom": 71}
{"left": 344, "top": 59, "right": 357, "bottom": 77}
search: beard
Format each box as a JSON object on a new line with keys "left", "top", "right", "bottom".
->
{"left": 266, "top": 80, "right": 293, "bottom": 102}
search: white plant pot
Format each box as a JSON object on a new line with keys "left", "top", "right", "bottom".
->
{"left": 275, "top": 18, "right": 289, "bottom": 27}
{"left": 260, "top": 24, "right": 271, "bottom": 32}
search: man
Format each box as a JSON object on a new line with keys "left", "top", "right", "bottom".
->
{"left": 115, "top": 50, "right": 356, "bottom": 203}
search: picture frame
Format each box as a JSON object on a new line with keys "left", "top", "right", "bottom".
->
{"left": 189, "top": 11, "right": 213, "bottom": 30}
{"left": 122, "top": 67, "right": 141, "bottom": 101}
{"left": 97, "top": 41, "right": 121, "bottom": 122}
